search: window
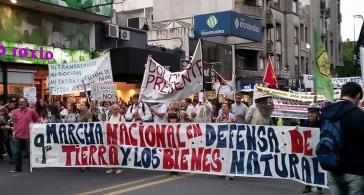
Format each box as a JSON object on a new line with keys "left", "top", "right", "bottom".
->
{"left": 305, "top": 26, "right": 309, "bottom": 43}
{"left": 295, "top": 57, "right": 299, "bottom": 74}
{"left": 292, "top": 0, "right": 297, "bottom": 13}
{"left": 305, "top": 58, "right": 309, "bottom": 74}
{"left": 330, "top": 40, "right": 334, "bottom": 55}
{"left": 301, "top": 57, "right": 305, "bottom": 75}
{"left": 260, "top": 58, "right": 265, "bottom": 70}
{"left": 294, "top": 26, "right": 299, "bottom": 44}
{"left": 300, "top": 24, "right": 304, "bottom": 42}
{"left": 276, "top": 54, "right": 282, "bottom": 70}
{"left": 276, "top": 23, "right": 282, "bottom": 41}
{"left": 236, "top": 49, "right": 258, "bottom": 71}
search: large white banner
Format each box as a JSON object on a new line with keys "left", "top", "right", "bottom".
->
{"left": 303, "top": 74, "right": 362, "bottom": 89}
{"left": 30, "top": 122, "right": 327, "bottom": 187}
{"left": 139, "top": 40, "right": 203, "bottom": 104}
{"left": 48, "top": 53, "right": 113, "bottom": 95}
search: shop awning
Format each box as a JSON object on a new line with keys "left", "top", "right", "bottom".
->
{"left": 194, "top": 11, "right": 263, "bottom": 45}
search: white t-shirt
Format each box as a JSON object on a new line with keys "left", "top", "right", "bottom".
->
{"left": 108, "top": 114, "right": 126, "bottom": 123}
{"left": 231, "top": 102, "right": 248, "bottom": 123}
{"left": 152, "top": 103, "right": 168, "bottom": 123}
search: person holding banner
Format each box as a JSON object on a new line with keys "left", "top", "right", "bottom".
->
{"left": 245, "top": 94, "right": 274, "bottom": 125}
{"left": 11, "top": 97, "right": 39, "bottom": 173}
{"left": 98, "top": 101, "right": 111, "bottom": 122}
{"left": 301, "top": 104, "right": 323, "bottom": 194}
{"left": 106, "top": 104, "right": 125, "bottom": 175}
{"left": 150, "top": 103, "right": 168, "bottom": 123}
{"left": 193, "top": 93, "right": 213, "bottom": 123}
{"left": 125, "top": 94, "right": 152, "bottom": 122}
{"left": 79, "top": 102, "right": 93, "bottom": 123}
{"left": 216, "top": 102, "right": 236, "bottom": 123}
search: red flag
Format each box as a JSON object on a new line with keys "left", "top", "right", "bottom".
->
{"left": 215, "top": 72, "right": 227, "bottom": 85}
{"left": 263, "top": 56, "right": 278, "bottom": 88}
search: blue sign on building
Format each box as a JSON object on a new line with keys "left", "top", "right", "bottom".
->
{"left": 194, "top": 11, "right": 263, "bottom": 42}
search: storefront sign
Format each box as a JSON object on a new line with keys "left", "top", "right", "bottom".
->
{"left": 0, "top": 41, "right": 92, "bottom": 65}
{"left": 194, "top": 11, "right": 263, "bottom": 42}
{"left": 48, "top": 52, "right": 113, "bottom": 95}
{"left": 30, "top": 122, "right": 327, "bottom": 188}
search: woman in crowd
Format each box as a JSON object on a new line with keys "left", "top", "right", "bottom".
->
{"left": 216, "top": 102, "right": 236, "bottom": 123}
{"left": 0, "top": 106, "right": 12, "bottom": 161}
{"left": 106, "top": 104, "right": 125, "bottom": 175}
{"left": 48, "top": 104, "right": 63, "bottom": 123}
{"left": 35, "top": 99, "right": 49, "bottom": 123}
{"left": 64, "top": 102, "right": 79, "bottom": 123}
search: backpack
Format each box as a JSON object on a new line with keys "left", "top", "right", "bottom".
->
{"left": 316, "top": 106, "right": 356, "bottom": 171}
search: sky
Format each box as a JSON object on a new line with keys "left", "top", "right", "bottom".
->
{"left": 341, "top": 0, "right": 364, "bottom": 41}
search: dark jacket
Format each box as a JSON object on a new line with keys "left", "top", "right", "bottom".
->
{"left": 320, "top": 99, "right": 364, "bottom": 175}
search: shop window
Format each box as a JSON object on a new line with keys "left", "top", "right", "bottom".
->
{"left": 237, "top": 49, "right": 258, "bottom": 71}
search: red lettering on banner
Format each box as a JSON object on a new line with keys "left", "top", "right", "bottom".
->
{"left": 202, "top": 148, "right": 212, "bottom": 172}
{"left": 167, "top": 126, "right": 177, "bottom": 148}
{"left": 180, "top": 149, "right": 189, "bottom": 170}
{"left": 176, "top": 124, "right": 186, "bottom": 148}
{"left": 148, "top": 62, "right": 156, "bottom": 73}
{"left": 289, "top": 129, "right": 313, "bottom": 156}
{"left": 128, "top": 123, "right": 138, "bottom": 146}
{"left": 62, "top": 145, "right": 75, "bottom": 166}
{"left": 156, "top": 125, "right": 167, "bottom": 148}
{"left": 120, "top": 123, "right": 131, "bottom": 145}
{"left": 146, "top": 75, "right": 155, "bottom": 88}
{"left": 109, "top": 146, "right": 119, "bottom": 165}
{"left": 106, "top": 123, "right": 117, "bottom": 145}
{"left": 81, "top": 146, "right": 88, "bottom": 165}
{"left": 173, "top": 80, "right": 184, "bottom": 91}
{"left": 139, "top": 124, "right": 146, "bottom": 147}
{"left": 181, "top": 71, "right": 191, "bottom": 85}
{"left": 163, "top": 149, "right": 174, "bottom": 169}
{"left": 75, "top": 146, "right": 81, "bottom": 165}
{"left": 98, "top": 145, "right": 107, "bottom": 165}
{"left": 154, "top": 76, "right": 164, "bottom": 91}
{"left": 89, "top": 145, "right": 97, "bottom": 165}
{"left": 191, "top": 148, "right": 203, "bottom": 171}
{"left": 303, "top": 130, "right": 313, "bottom": 156}
{"left": 145, "top": 125, "right": 156, "bottom": 147}
{"left": 186, "top": 124, "right": 202, "bottom": 139}
{"left": 211, "top": 149, "right": 222, "bottom": 172}
{"left": 174, "top": 149, "right": 180, "bottom": 169}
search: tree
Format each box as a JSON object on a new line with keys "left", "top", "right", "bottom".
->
{"left": 336, "top": 40, "right": 359, "bottom": 77}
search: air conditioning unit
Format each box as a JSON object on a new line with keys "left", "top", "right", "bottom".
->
{"left": 120, "top": 30, "right": 130, "bottom": 40}
{"left": 105, "top": 24, "right": 119, "bottom": 38}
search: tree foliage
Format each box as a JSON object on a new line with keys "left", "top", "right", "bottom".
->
{"left": 336, "top": 40, "right": 359, "bottom": 77}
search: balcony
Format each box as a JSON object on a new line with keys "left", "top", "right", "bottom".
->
{"left": 266, "top": 10, "right": 274, "bottom": 28}
{"left": 267, "top": 40, "right": 274, "bottom": 55}
{"left": 234, "top": 2, "right": 264, "bottom": 19}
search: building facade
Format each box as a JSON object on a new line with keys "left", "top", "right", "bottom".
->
{"left": 0, "top": 0, "right": 113, "bottom": 100}
{"left": 110, "top": 0, "right": 342, "bottom": 90}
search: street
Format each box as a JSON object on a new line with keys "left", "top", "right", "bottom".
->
{"left": 0, "top": 158, "right": 329, "bottom": 195}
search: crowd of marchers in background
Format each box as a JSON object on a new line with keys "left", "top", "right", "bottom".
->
{"left": 0, "top": 82, "right": 364, "bottom": 195}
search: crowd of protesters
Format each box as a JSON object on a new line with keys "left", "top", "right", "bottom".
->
{"left": 1, "top": 82, "right": 364, "bottom": 195}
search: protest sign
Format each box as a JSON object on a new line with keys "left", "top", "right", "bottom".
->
{"left": 48, "top": 53, "right": 113, "bottom": 95}
{"left": 91, "top": 83, "right": 117, "bottom": 101}
{"left": 139, "top": 40, "right": 203, "bottom": 104}
{"left": 303, "top": 74, "right": 361, "bottom": 89}
{"left": 30, "top": 122, "right": 327, "bottom": 187}
{"left": 255, "top": 86, "right": 325, "bottom": 119}
{"left": 23, "top": 87, "right": 37, "bottom": 104}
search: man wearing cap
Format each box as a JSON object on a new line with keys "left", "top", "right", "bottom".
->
{"left": 301, "top": 103, "right": 323, "bottom": 194}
